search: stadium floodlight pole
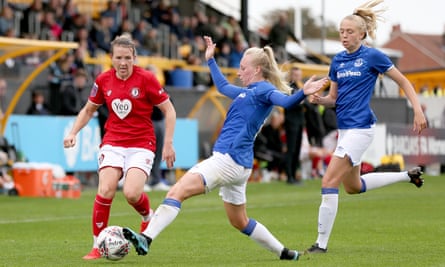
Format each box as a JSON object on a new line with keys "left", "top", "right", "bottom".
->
{"left": 240, "top": 0, "right": 249, "bottom": 41}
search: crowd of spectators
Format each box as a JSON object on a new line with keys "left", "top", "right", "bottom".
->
{"left": 1, "top": 0, "right": 254, "bottom": 66}
{"left": 0, "top": 0, "right": 276, "bottom": 114}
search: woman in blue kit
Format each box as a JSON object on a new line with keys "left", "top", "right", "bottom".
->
{"left": 305, "top": 0, "right": 428, "bottom": 254}
{"left": 122, "top": 35, "right": 328, "bottom": 261}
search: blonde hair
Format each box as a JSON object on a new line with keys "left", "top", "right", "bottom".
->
{"left": 243, "top": 46, "right": 292, "bottom": 94}
{"left": 110, "top": 34, "right": 137, "bottom": 56}
{"left": 346, "top": 0, "right": 386, "bottom": 40}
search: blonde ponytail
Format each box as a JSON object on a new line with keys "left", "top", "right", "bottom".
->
{"left": 349, "top": 0, "right": 386, "bottom": 40}
{"left": 244, "top": 46, "right": 292, "bottom": 94}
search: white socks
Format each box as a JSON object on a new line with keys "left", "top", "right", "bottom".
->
{"left": 361, "top": 171, "right": 409, "bottom": 192}
{"left": 144, "top": 199, "right": 181, "bottom": 240}
{"left": 242, "top": 219, "right": 284, "bottom": 257}
{"left": 316, "top": 191, "right": 338, "bottom": 249}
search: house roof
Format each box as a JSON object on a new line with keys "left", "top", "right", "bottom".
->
{"left": 382, "top": 25, "right": 445, "bottom": 72}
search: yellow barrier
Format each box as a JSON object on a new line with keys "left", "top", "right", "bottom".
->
{"left": 0, "top": 37, "right": 78, "bottom": 134}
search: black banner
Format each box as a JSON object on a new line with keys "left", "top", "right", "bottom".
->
{"left": 386, "top": 124, "right": 445, "bottom": 165}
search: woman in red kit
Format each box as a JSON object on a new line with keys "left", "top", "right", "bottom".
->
{"left": 63, "top": 34, "right": 176, "bottom": 260}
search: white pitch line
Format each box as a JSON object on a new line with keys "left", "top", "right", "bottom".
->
{"left": 0, "top": 199, "right": 323, "bottom": 225}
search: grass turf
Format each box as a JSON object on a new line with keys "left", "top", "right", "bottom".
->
{"left": 0, "top": 174, "right": 444, "bottom": 267}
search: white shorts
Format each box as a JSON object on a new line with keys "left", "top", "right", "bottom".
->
{"left": 98, "top": 145, "right": 155, "bottom": 178}
{"left": 188, "top": 152, "right": 252, "bottom": 205}
{"left": 334, "top": 126, "right": 374, "bottom": 166}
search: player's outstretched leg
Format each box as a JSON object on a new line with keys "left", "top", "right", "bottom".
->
{"left": 408, "top": 166, "right": 424, "bottom": 188}
{"left": 122, "top": 227, "right": 151, "bottom": 255}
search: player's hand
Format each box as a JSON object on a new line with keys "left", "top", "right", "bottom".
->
{"left": 303, "top": 76, "right": 329, "bottom": 96}
{"left": 63, "top": 135, "right": 76, "bottom": 148}
{"left": 413, "top": 111, "right": 428, "bottom": 134}
{"left": 162, "top": 143, "right": 176, "bottom": 169}
{"left": 308, "top": 93, "right": 321, "bottom": 104}
{"left": 204, "top": 36, "right": 216, "bottom": 61}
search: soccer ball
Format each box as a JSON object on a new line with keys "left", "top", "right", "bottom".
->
{"left": 97, "top": 226, "right": 131, "bottom": 261}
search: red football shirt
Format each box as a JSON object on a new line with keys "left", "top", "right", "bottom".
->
{"left": 89, "top": 66, "right": 169, "bottom": 151}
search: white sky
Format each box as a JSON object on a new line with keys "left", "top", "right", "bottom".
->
{"left": 203, "top": 0, "right": 445, "bottom": 46}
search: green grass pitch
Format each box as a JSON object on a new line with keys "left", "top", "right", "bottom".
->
{"left": 0, "top": 174, "right": 444, "bottom": 267}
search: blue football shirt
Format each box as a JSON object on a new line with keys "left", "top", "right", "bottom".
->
{"left": 329, "top": 45, "right": 393, "bottom": 129}
{"left": 207, "top": 58, "right": 305, "bottom": 168}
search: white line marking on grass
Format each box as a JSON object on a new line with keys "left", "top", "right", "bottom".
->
{"left": 0, "top": 212, "right": 133, "bottom": 224}
{"left": 0, "top": 200, "right": 312, "bottom": 225}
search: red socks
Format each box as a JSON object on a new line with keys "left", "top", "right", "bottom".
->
{"left": 91, "top": 193, "right": 150, "bottom": 236}
{"left": 129, "top": 193, "right": 150, "bottom": 217}
{"left": 92, "top": 194, "right": 113, "bottom": 236}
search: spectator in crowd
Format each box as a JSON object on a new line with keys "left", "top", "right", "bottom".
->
{"left": 131, "top": 0, "right": 153, "bottom": 23}
{"left": 40, "top": 10, "right": 62, "bottom": 40}
{"left": 232, "top": 30, "right": 248, "bottom": 48}
{"left": 180, "top": 15, "right": 195, "bottom": 42}
{"left": 74, "top": 26, "right": 96, "bottom": 57}
{"left": 169, "top": 11, "right": 185, "bottom": 41}
{"left": 131, "top": 20, "right": 150, "bottom": 55}
{"left": 64, "top": 13, "right": 88, "bottom": 39}
{"left": 101, "top": 0, "right": 123, "bottom": 34}
{"left": 43, "top": 0, "right": 64, "bottom": 22}
{"left": 60, "top": 68, "right": 88, "bottom": 116}
{"left": 89, "top": 11, "right": 115, "bottom": 55}
{"left": 193, "top": 11, "right": 219, "bottom": 41}
{"left": 267, "top": 12, "right": 300, "bottom": 63}
{"left": 26, "top": 90, "right": 51, "bottom": 115}
{"left": 71, "top": 46, "right": 87, "bottom": 73}
{"left": 116, "top": 18, "right": 134, "bottom": 37}
{"left": 186, "top": 54, "right": 212, "bottom": 90}
{"left": 303, "top": 99, "right": 326, "bottom": 147}
{"left": 284, "top": 66, "right": 305, "bottom": 184}
{"left": 150, "top": 0, "right": 173, "bottom": 28}
{"left": 299, "top": 129, "right": 332, "bottom": 180}
{"left": 254, "top": 109, "right": 286, "bottom": 182}
{"left": 19, "top": 0, "right": 44, "bottom": 39}
{"left": 61, "top": 0, "right": 80, "bottom": 32}
{"left": 47, "top": 55, "right": 74, "bottom": 114}
{"left": 217, "top": 26, "right": 232, "bottom": 49}
{"left": 142, "top": 27, "right": 161, "bottom": 56}
{"left": 228, "top": 40, "right": 246, "bottom": 68}
{"left": 215, "top": 41, "right": 231, "bottom": 67}
{"left": 0, "top": 5, "right": 14, "bottom": 36}
{"left": 221, "top": 16, "right": 246, "bottom": 45}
